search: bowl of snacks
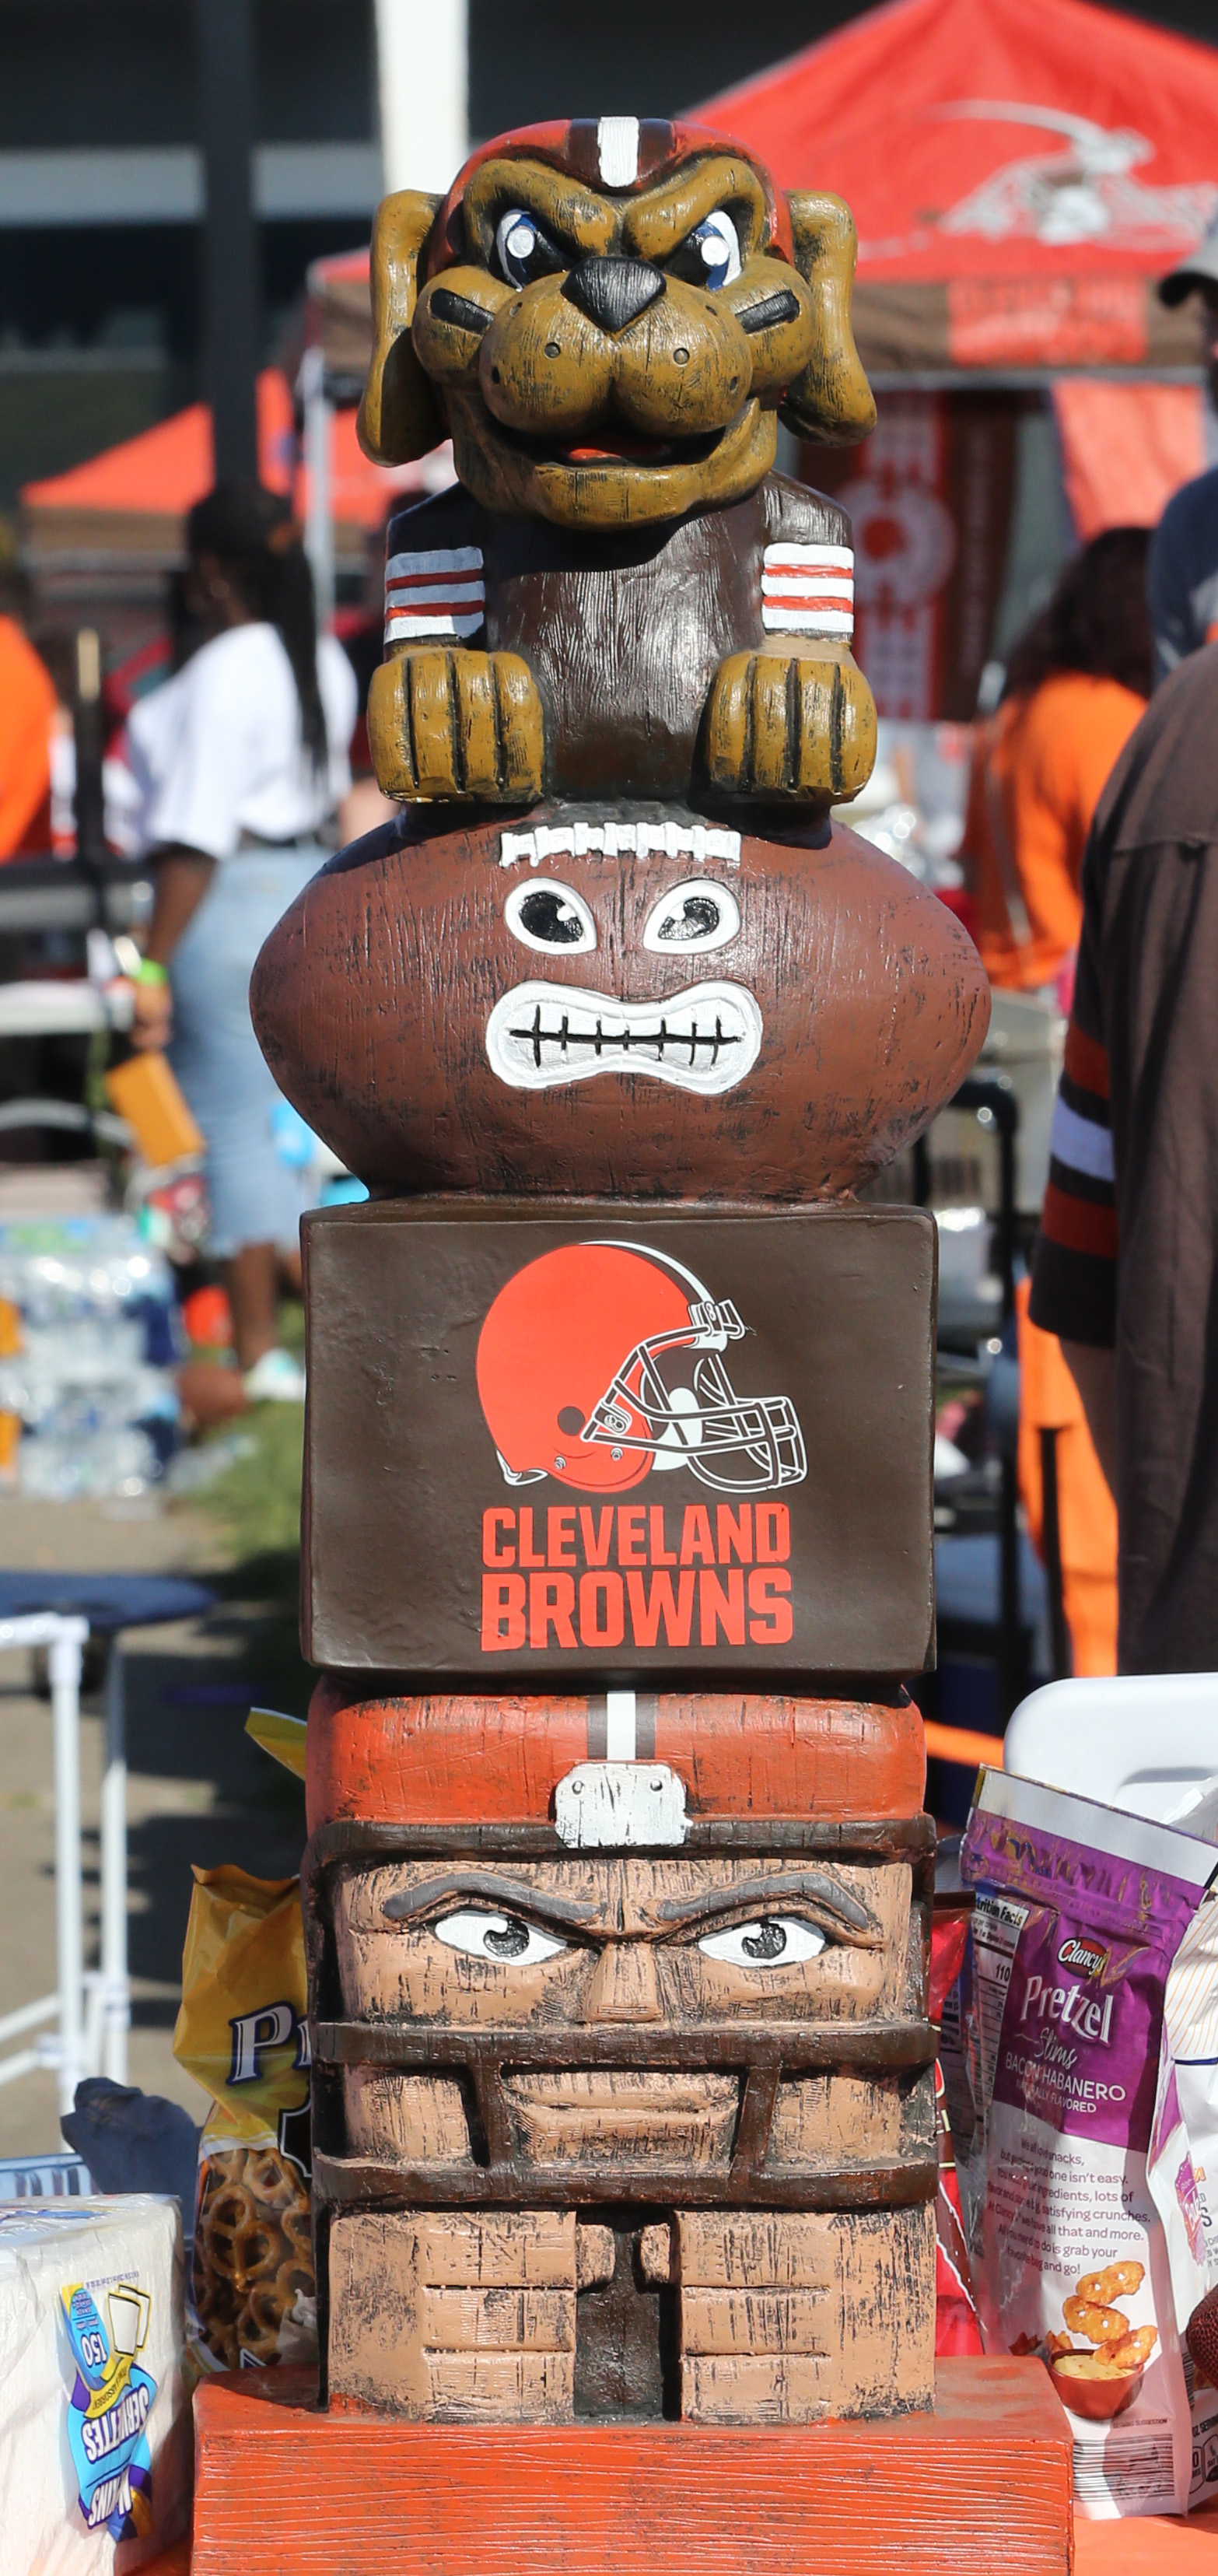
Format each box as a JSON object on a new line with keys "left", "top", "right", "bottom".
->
{"left": 1048, "top": 2348, "right": 1149, "bottom": 2420}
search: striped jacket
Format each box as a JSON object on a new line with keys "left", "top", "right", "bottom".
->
{"left": 1029, "top": 642, "right": 1218, "bottom": 1669}
{"left": 1031, "top": 977, "right": 1117, "bottom": 1349}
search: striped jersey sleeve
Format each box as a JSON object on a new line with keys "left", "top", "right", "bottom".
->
{"left": 384, "top": 545, "right": 485, "bottom": 646}
{"left": 1029, "top": 1015, "right": 1117, "bottom": 1348}
{"left": 761, "top": 543, "right": 854, "bottom": 640}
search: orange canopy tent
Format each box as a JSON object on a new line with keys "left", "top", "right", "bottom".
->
{"left": 19, "top": 366, "right": 442, "bottom": 588}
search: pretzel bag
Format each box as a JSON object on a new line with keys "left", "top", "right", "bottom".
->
{"left": 172, "top": 1865, "right": 315, "bottom": 2375}
{"left": 948, "top": 1771, "right": 1216, "bottom": 2519}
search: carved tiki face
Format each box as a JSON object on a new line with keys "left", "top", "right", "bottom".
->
{"left": 250, "top": 809, "right": 989, "bottom": 1200}
{"left": 306, "top": 1690, "right": 938, "bottom": 2420}
{"left": 356, "top": 116, "right": 875, "bottom": 527}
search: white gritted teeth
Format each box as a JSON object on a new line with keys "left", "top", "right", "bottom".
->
{"left": 499, "top": 820, "right": 741, "bottom": 869}
{"left": 597, "top": 116, "right": 641, "bottom": 188}
{"left": 485, "top": 979, "right": 763, "bottom": 1094}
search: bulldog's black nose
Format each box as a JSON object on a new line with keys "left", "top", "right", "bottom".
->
{"left": 563, "top": 257, "right": 666, "bottom": 335}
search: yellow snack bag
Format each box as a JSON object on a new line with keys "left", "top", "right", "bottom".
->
{"left": 173, "top": 1865, "right": 314, "bottom": 2374}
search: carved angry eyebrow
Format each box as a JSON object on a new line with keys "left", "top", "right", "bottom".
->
{"left": 380, "top": 1873, "right": 601, "bottom": 1929}
{"left": 653, "top": 1872, "right": 882, "bottom": 1943}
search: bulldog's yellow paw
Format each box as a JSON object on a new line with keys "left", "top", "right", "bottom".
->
{"left": 369, "top": 647, "right": 544, "bottom": 802}
{"left": 703, "top": 643, "right": 876, "bottom": 804}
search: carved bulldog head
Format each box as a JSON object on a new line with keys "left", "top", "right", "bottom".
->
{"left": 357, "top": 115, "right": 875, "bottom": 527}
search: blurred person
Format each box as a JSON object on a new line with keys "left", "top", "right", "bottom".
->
{"left": 337, "top": 511, "right": 395, "bottom": 846}
{"left": 0, "top": 541, "right": 57, "bottom": 860}
{"left": 1016, "top": 1281, "right": 1117, "bottom": 1678}
{"left": 1029, "top": 640, "right": 1218, "bottom": 1673}
{"left": 961, "top": 528, "right": 1151, "bottom": 1007}
{"left": 124, "top": 482, "right": 356, "bottom": 1398}
{"left": 1150, "top": 217, "right": 1218, "bottom": 683}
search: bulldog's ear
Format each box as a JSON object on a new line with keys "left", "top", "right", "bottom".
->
{"left": 357, "top": 191, "right": 446, "bottom": 464}
{"left": 779, "top": 193, "right": 876, "bottom": 447}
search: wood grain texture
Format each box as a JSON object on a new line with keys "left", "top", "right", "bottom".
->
{"left": 675, "top": 2206, "right": 935, "bottom": 2422}
{"left": 304, "top": 1686, "right": 929, "bottom": 1835}
{"left": 250, "top": 813, "right": 988, "bottom": 1201}
{"left": 190, "top": 2358, "right": 1074, "bottom": 2576}
{"left": 328, "top": 2209, "right": 578, "bottom": 2420}
{"left": 324, "top": 2203, "right": 933, "bottom": 2423}
{"left": 703, "top": 643, "right": 876, "bottom": 801}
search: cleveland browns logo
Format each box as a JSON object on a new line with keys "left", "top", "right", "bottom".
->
{"left": 476, "top": 1240, "right": 807, "bottom": 1496}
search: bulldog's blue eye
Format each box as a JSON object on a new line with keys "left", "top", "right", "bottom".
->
{"left": 495, "top": 207, "right": 564, "bottom": 288}
{"left": 670, "top": 209, "right": 742, "bottom": 293}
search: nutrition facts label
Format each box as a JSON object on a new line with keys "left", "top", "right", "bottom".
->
{"left": 1073, "top": 2434, "right": 1174, "bottom": 2511}
{"left": 971, "top": 1893, "right": 1029, "bottom": 2108}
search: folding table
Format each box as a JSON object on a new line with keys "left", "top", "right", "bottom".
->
{"left": 0, "top": 1572, "right": 214, "bottom": 2112}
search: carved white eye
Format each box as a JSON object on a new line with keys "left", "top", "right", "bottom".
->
{"left": 670, "top": 209, "right": 742, "bottom": 292}
{"left": 434, "top": 1908, "right": 568, "bottom": 1966}
{"left": 495, "top": 207, "right": 565, "bottom": 288}
{"left": 698, "top": 1915, "right": 827, "bottom": 1968}
{"left": 643, "top": 879, "right": 740, "bottom": 953}
{"left": 506, "top": 878, "right": 597, "bottom": 952}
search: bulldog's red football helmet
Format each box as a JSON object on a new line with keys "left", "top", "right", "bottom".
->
{"left": 476, "top": 1239, "right": 807, "bottom": 1496}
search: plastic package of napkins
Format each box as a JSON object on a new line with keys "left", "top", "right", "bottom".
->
{"left": 0, "top": 2194, "right": 188, "bottom": 2573}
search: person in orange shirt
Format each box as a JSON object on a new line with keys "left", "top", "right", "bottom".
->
{"left": 0, "top": 607, "right": 56, "bottom": 860}
{"left": 962, "top": 527, "right": 1151, "bottom": 1007}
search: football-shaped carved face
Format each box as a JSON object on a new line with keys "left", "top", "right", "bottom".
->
{"left": 250, "top": 809, "right": 989, "bottom": 1200}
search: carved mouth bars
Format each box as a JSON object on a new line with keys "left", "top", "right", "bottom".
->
{"left": 303, "top": 1690, "right": 939, "bottom": 2424}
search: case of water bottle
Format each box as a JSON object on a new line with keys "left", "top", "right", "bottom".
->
{"left": 0, "top": 1217, "right": 182, "bottom": 1498}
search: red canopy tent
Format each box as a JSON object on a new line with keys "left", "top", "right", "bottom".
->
{"left": 697, "top": 0, "right": 1218, "bottom": 720}
{"left": 699, "top": 0, "right": 1217, "bottom": 380}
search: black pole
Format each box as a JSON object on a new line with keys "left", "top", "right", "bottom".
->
{"left": 1040, "top": 1427, "right": 1072, "bottom": 1681}
{"left": 198, "top": 0, "right": 260, "bottom": 482}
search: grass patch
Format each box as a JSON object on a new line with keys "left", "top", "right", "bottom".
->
{"left": 180, "top": 1399, "right": 311, "bottom": 1719}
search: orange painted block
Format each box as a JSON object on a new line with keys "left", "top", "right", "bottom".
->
{"left": 1074, "top": 2498, "right": 1218, "bottom": 2571}
{"left": 191, "top": 2357, "right": 1073, "bottom": 2576}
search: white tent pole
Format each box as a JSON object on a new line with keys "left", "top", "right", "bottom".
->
{"left": 374, "top": 0, "right": 469, "bottom": 198}
{"left": 300, "top": 344, "right": 335, "bottom": 635}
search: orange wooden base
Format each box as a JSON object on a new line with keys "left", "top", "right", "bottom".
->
{"left": 188, "top": 2357, "right": 1072, "bottom": 2576}
{"left": 1075, "top": 2501, "right": 1218, "bottom": 2571}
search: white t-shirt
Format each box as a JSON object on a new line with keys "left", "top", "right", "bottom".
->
{"left": 121, "top": 621, "right": 358, "bottom": 860}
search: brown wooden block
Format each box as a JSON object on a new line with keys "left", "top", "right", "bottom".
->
{"left": 329, "top": 2209, "right": 577, "bottom": 2419}
{"left": 190, "top": 2357, "right": 1073, "bottom": 2576}
{"left": 682, "top": 2353, "right": 835, "bottom": 2419}
{"left": 678, "top": 2288, "right": 831, "bottom": 2352}
{"left": 301, "top": 1199, "right": 935, "bottom": 1681}
{"left": 326, "top": 2203, "right": 933, "bottom": 2425}
{"left": 675, "top": 2205, "right": 935, "bottom": 2424}
{"left": 675, "top": 2209, "right": 837, "bottom": 2288}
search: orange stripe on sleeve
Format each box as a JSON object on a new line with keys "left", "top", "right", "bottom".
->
{"left": 1041, "top": 1181, "right": 1118, "bottom": 1259}
{"left": 1064, "top": 1023, "right": 1109, "bottom": 1099}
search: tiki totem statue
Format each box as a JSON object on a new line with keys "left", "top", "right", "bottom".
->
{"left": 251, "top": 111, "right": 991, "bottom": 2429}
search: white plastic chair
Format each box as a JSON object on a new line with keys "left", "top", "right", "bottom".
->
{"left": 1004, "top": 1671, "right": 1218, "bottom": 1824}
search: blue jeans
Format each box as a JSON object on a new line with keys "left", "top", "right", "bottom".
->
{"left": 169, "top": 847, "right": 326, "bottom": 1259}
